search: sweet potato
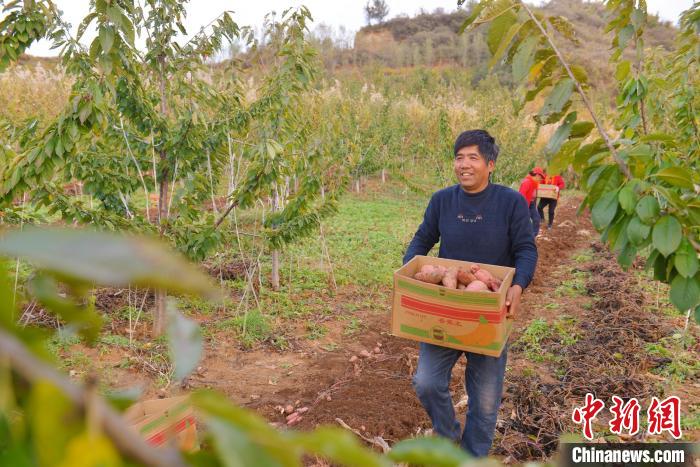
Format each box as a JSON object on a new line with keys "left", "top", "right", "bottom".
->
{"left": 441, "top": 267, "right": 458, "bottom": 289}
{"left": 457, "top": 283, "right": 467, "bottom": 290}
{"left": 457, "top": 268, "right": 476, "bottom": 285}
{"left": 414, "top": 264, "right": 445, "bottom": 284}
{"left": 470, "top": 264, "right": 502, "bottom": 291}
{"left": 465, "top": 280, "right": 489, "bottom": 291}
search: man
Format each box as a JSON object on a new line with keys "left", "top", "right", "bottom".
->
{"left": 518, "top": 167, "right": 545, "bottom": 236}
{"left": 403, "top": 129, "right": 538, "bottom": 457}
{"left": 537, "top": 170, "right": 565, "bottom": 230}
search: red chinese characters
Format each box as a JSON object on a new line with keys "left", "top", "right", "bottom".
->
{"left": 609, "top": 396, "right": 641, "bottom": 436}
{"left": 647, "top": 396, "right": 682, "bottom": 439}
{"left": 572, "top": 393, "right": 605, "bottom": 440}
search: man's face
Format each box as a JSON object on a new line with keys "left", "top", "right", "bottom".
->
{"left": 535, "top": 174, "right": 544, "bottom": 183}
{"left": 454, "top": 145, "right": 494, "bottom": 192}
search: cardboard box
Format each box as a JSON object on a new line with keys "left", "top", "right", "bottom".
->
{"left": 392, "top": 255, "right": 515, "bottom": 357}
{"left": 537, "top": 183, "right": 558, "bottom": 199}
{"left": 124, "top": 395, "right": 198, "bottom": 451}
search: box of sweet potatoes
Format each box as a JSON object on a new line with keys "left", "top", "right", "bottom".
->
{"left": 391, "top": 255, "right": 514, "bottom": 357}
{"left": 536, "top": 183, "right": 558, "bottom": 199}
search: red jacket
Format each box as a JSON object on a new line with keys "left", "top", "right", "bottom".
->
{"left": 545, "top": 175, "right": 565, "bottom": 199}
{"left": 519, "top": 175, "right": 539, "bottom": 205}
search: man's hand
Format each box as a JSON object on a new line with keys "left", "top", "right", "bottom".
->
{"left": 505, "top": 284, "right": 522, "bottom": 319}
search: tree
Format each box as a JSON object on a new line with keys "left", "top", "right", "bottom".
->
{"left": 458, "top": 0, "right": 700, "bottom": 319}
{"left": 0, "top": 1, "right": 337, "bottom": 332}
{"left": 364, "top": 0, "right": 390, "bottom": 25}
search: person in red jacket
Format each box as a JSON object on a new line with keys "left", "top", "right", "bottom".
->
{"left": 518, "top": 167, "right": 545, "bottom": 236}
{"left": 537, "top": 170, "right": 565, "bottom": 230}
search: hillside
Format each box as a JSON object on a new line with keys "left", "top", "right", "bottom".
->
{"left": 354, "top": 0, "right": 678, "bottom": 84}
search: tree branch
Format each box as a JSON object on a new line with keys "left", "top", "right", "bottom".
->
{"left": 213, "top": 199, "right": 239, "bottom": 229}
{"left": 0, "top": 328, "right": 186, "bottom": 467}
{"left": 519, "top": 1, "right": 632, "bottom": 180}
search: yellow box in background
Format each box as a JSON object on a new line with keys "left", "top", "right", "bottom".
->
{"left": 537, "top": 183, "right": 558, "bottom": 199}
{"left": 124, "top": 395, "right": 198, "bottom": 452}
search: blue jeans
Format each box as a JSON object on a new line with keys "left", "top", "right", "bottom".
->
{"left": 529, "top": 200, "right": 541, "bottom": 235}
{"left": 412, "top": 342, "right": 508, "bottom": 457}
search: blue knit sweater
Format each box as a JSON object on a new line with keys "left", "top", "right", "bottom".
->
{"left": 403, "top": 183, "right": 538, "bottom": 289}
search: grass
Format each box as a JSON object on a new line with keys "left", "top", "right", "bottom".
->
{"left": 198, "top": 182, "right": 428, "bottom": 345}
{"left": 646, "top": 334, "right": 700, "bottom": 382}
{"left": 516, "top": 316, "right": 580, "bottom": 363}
{"left": 516, "top": 319, "right": 553, "bottom": 363}
{"left": 342, "top": 316, "right": 364, "bottom": 336}
{"left": 305, "top": 322, "right": 328, "bottom": 340}
{"left": 286, "top": 187, "right": 426, "bottom": 288}
{"left": 215, "top": 308, "right": 273, "bottom": 349}
{"left": 555, "top": 270, "right": 590, "bottom": 297}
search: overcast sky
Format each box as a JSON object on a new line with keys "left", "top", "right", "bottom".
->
{"left": 25, "top": 0, "right": 695, "bottom": 57}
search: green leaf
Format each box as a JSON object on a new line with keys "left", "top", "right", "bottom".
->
{"left": 205, "top": 418, "right": 283, "bottom": 467}
{"left": 548, "top": 16, "right": 579, "bottom": 44}
{"left": 388, "top": 436, "right": 471, "bottom": 467}
{"left": 652, "top": 215, "right": 682, "bottom": 257}
{"left": 618, "top": 24, "right": 634, "bottom": 50}
{"left": 674, "top": 238, "right": 699, "bottom": 278}
{"left": 487, "top": 10, "right": 517, "bottom": 55}
{"left": 639, "top": 133, "right": 677, "bottom": 147}
{"left": 59, "top": 432, "right": 120, "bottom": 467}
{"left": 488, "top": 20, "right": 525, "bottom": 69}
{"left": 167, "top": 302, "right": 203, "bottom": 381}
{"left": 29, "top": 274, "right": 103, "bottom": 344}
{"left": 30, "top": 382, "right": 82, "bottom": 466}
{"left": 653, "top": 250, "right": 668, "bottom": 281}
{"left": 106, "top": 6, "right": 122, "bottom": 25}
{"left": 635, "top": 195, "right": 659, "bottom": 224}
{"left": 569, "top": 64, "right": 589, "bottom": 85}
{"left": 615, "top": 60, "right": 631, "bottom": 81}
{"left": 192, "top": 390, "right": 297, "bottom": 466}
{"left": 695, "top": 304, "right": 700, "bottom": 324}
{"left": 292, "top": 428, "right": 388, "bottom": 467}
{"left": 570, "top": 121, "right": 594, "bottom": 138}
{"left": 627, "top": 216, "right": 651, "bottom": 245}
{"left": 538, "top": 78, "right": 574, "bottom": 122}
{"left": 618, "top": 243, "right": 637, "bottom": 270}
{"left": 651, "top": 167, "right": 694, "bottom": 189}
{"left": 670, "top": 274, "right": 700, "bottom": 312}
{"left": 591, "top": 190, "right": 619, "bottom": 230}
{"left": 98, "top": 26, "right": 114, "bottom": 53}
{"left": 548, "top": 138, "right": 581, "bottom": 174}
{"left": 618, "top": 182, "right": 638, "bottom": 214}
{"left": 545, "top": 112, "right": 576, "bottom": 155}
{"left": 512, "top": 35, "right": 538, "bottom": 81}
{"left": 0, "top": 228, "right": 219, "bottom": 300}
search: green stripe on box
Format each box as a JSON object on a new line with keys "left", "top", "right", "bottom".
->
{"left": 400, "top": 324, "right": 429, "bottom": 338}
{"left": 140, "top": 401, "right": 190, "bottom": 434}
{"left": 397, "top": 279, "right": 498, "bottom": 305}
{"left": 401, "top": 324, "right": 504, "bottom": 350}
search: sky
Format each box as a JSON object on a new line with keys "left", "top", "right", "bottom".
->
{"left": 24, "top": 0, "right": 696, "bottom": 57}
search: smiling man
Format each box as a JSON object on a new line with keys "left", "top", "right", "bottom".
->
{"left": 402, "top": 129, "right": 538, "bottom": 457}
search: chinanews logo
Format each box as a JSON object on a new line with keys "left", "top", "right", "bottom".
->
{"left": 572, "top": 393, "right": 683, "bottom": 440}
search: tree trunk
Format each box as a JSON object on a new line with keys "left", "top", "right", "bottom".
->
{"left": 381, "top": 168, "right": 386, "bottom": 183}
{"left": 154, "top": 54, "right": 170, "bottom": 337}
{"left": 355, "top": 179, "right": 360, "bottom": 193}
{"left": 271, "top": 249, "right": 280, "bottom": 291}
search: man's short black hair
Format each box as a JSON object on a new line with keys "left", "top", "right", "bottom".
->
{"left": 453, "top": 129, "right": 499, "bottom": 164}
